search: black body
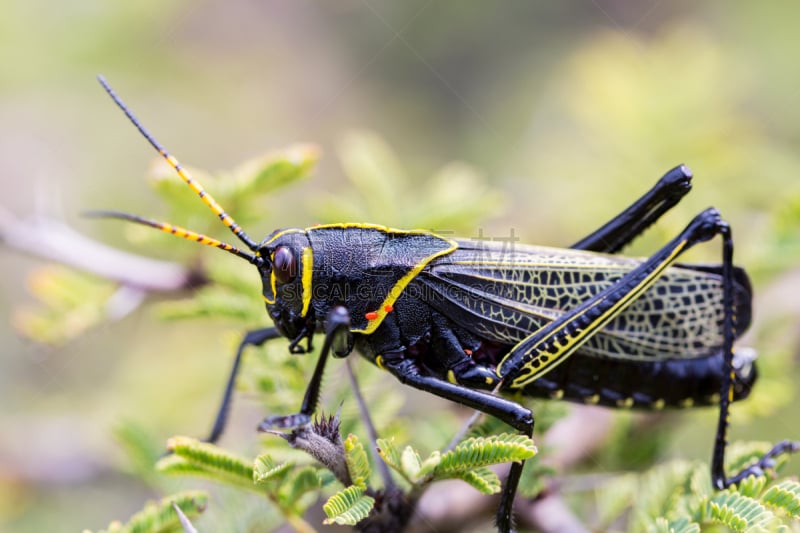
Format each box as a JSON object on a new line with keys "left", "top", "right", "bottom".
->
{"left": 96, "top": 75, "right": 798, "bottom": 533}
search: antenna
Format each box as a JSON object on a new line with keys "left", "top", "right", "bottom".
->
{"left": 97, "top": 75, "right": 260, "bottom": 252}
{"left": 85, "top": 210, "right": 261, "bottom": 265}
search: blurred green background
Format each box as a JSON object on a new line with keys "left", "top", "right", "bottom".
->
{"left": 2, "top": 1, "right": 800, "bottom": 531}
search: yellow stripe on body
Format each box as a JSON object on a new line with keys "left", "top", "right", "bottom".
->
{"left": 300, "top": 247, "right": 313, "bottom": 317}
{"left": 351, "top": 239, "right": 458, "bottom": 335}
{"left": 501, "top": 239, "right": 689, "bottom": 388}
{"left": 262, "top": 228, "right": 307, "bottom": 247}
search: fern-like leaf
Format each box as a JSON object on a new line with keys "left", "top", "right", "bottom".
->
{"left": 171, "top": 501, "right": 198, "bottom": 533}
{"left": 323, "top": 485, "right": 375, "bottom": 526}
{"left": 233, "top": 144, "right": 320, "bottom": 196}
{"left": 400, "top": 445, "right": 423, "bottom": 480}
{"left": 433, "top": 433, "right": 536, "bottom": 478}
{"left": 630, "top": 460, "right": 696, "bottom": 529}
{"left": 163, "top": 436, "right": 254, "bottom": 489}
{"left": 14, "top": 266, "right": 117, "bottom": 345}
{"left": 708, "top": 489, "right": 775, "bottom": 532}
{"left": 733, "top": 474, "right": 767, "bottom": 499}
{"left": 278, "top": 466, "right": 321, "bottom": 511}
{"left": 94, "top": 490, "right": 208, "bottom": 533}
{"left": 253, "top": 454, "right": 294, "bottom": 486}
{"left": 595, "top": 473, "right": 638, "bottom": 528}
{"left": 376, "top": 438, "right": 413, "bottom": 484}
{"left": 344, "top": 433, "right": 371, "bottom": 489}
{"left": 416, "top": 450, "right": 442, "bottom": 480}
{"left": 761, "top": 479, "right": 800, "bottom": 517}
{"left": 457, "top": 467, "right": 501, "bottom": 495}
{"left": 649, "top": 516, "right": 701, "bottom": 533}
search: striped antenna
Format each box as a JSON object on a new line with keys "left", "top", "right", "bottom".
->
{"left": 85, "top": 210, "right": 261, "bottom": 264}
{"left": 97, "top": 75, "right": 260, "bottom": 252}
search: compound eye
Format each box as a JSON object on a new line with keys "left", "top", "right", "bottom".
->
{"left": 273, "top": 246, "right": 297, "bottom": 284}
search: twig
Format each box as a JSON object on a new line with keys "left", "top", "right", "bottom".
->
{"left": 345, "top": 358, "right": 395, "bottom": 490}
{"left": 0, "top": 207, "right": 197, "bottom": 292}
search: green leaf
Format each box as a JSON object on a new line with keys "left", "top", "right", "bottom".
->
{"left": 376, "top": 439, "right": 402, "bottom": 473}
{"left": 278, "top": 466, "right": 321, "bottom": 510}
{"left": 400, "top": 445, "right": 422, "bottom": 480}
{"left": 648, "top": 516, "right": 701, "bottom": 533}
{"left": 155, "top": 285, "right": 260, "bottom": 322}
{"left": 413, "top": 161, "right": 503, "bottom": 230}
{"left": 163, "top": 436, "right": 254, "bottom": 489}
{"left": 516, "top": 455, "right": 555, "bottom": 500}
{"left": 337, "top": 130, "right": 405, "bottom": 222}
{"left": 595, "top": 473, "right": 638, "bottom": 528}
{"left": 344, "top": 433, "right": 371, "bottom": 489}
{"left": 376, "top": 438, "right": 425, "bottom": 485}
{"left": 457, "top": 467, "right": 501, "bottom": 495}
{"left": 761, "top": 479, "right": 800, "bottom": 517}
{"left": 707, "top": 489, "right": 776, "bottom": 532}
{"left": 155, "top": 455, "right": 207, "bottom": 476}
{"left": 253, "top": 454, "right": 294, "bottom": 486}
{"left": 416, "top": 451, "right": 442, "bottom": 480}
{"left": 322, "top": 485, "right": 375, "bottom": 526}
{"left": 113, "top": 420, "right": 163, "bottom": 485}
{"left": 14, "top": 266, "right": 117, "bottom": 345}
{"left": 148, "top": 160, "right": 219, "bottom": 215}
{"left": 95, "top": 490, "right": 208, "bottom": 533}
{"left": 156, "top": 455, "right": 261, "bottom": 495}
{"left": 233, "top": 144, "right": 320, "bottom": 196}
{"left": 733, "top": 474, "right": 767, "bottom": 499}
{"left": 631, "top": 460, "right": 696, "bottom": 527}
{"left": 433, "top": 433, "right": 536, "bottom": 479}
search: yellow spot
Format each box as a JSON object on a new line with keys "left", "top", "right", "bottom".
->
{"left": 584, "top": 394, "right": 600, "bottom": 405}
{"left": 680, "top": 398, "right": 695, "bottom": 408}
{"left": 616, "top": 397, "right": 634, "bottom": 409}
{"left": 550, "top": 389, "right": 564, "bottom": 400}
{"left": 709, "top": 393, "right": 721, "bottom": 404}
{"left": 485, "top": 376, "right": 494, "bottom": 385}
{"left": 652, "top": 399, "right": 665, "bottom": 410}
{"left": 447, "top": 370, "right": 458, "bottom": 384}
{"left": 375, "top": 356, "right": 385, "bottom": 370}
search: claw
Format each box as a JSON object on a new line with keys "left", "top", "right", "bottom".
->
{"left": 258, "top": 413, "right": 311, "bottom": 431}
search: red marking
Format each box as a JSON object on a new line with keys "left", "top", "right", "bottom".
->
{"left": 384, "top": 305, "right": 394, "bottom": 313}
{"left": 464, "top": 349, "right": 473, "bottom": 355}
{"left": 365, "top": 311, "right": 379, "bottom": 321}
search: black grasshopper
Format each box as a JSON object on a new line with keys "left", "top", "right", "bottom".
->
{"left": 95, "top": 76, "right": 798, "bottom": 533}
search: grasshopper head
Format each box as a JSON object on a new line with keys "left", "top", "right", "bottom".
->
{"left": 258, "top": 230, "right": 316, "bottom": 348}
